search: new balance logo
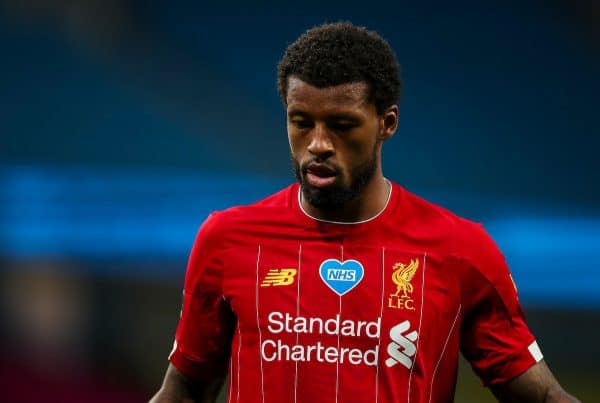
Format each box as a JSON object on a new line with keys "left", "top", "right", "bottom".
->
{"left": 260, "top": 268, "right": 297, "bottom": 287}
{"left": 385, "top": 320, "right": 418, "bottom": 369}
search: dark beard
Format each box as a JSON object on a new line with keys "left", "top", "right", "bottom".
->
{"left": 293, "top": 148, "right": 378, "bottom": 210}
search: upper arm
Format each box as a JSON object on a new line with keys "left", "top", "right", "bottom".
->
{"left": 457, "top": 224, "right": 541, "bottom": 384}
{"left": 149, "top": 363, "right": 225, "bottom": 403}
{"left": 490, "top": 360, "right": 580, "bottom": 403}
{"left": 154, "top": 214, "right": 235, "bottom": 401}
{"left": 455, "top": 224, "right": 579, "bottom": 402}
{"left": 169, "top": 214, "right": 236, "bottom": 378}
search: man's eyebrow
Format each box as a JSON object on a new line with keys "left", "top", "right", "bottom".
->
{"left": 325, "top": 113, "right": 361, "bottom": 122}
{"left": 287, "top": 108, "right": 312, "bottom": 116}
{"left": 287, "top": 110, "right": 361, "bottom": 121}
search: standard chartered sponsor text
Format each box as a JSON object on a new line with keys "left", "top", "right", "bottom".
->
{"left": 262, "top": 311, "right": 380, "bottom": 365}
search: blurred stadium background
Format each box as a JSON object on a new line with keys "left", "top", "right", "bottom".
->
{"left": 0, "top": 1, "right": 598, "bottom": 402}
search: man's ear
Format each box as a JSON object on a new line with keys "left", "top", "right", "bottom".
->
{"left": 379, "top": 105, "right": 399, "bottom": 141}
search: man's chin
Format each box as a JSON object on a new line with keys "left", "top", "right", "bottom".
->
{"left": 301, "top": 183, "right": 350, "bottom": 210}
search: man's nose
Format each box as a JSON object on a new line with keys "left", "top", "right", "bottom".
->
{"left": 307, "top": 123, "right": 334, "bottom": 157}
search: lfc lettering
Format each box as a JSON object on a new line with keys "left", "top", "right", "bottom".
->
{"left": 388, "top": 294, "right": 415, "bottom": 310}
{"left": 388, "top": 259, "right": 419, "bottom": 311}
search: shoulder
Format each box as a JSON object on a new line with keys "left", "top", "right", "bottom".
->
{"left": 398, "top": 185, "right": 465, "bottom": 231}
{"left": 213, "top": 183, "right": 294, "bottom": 221}
{"left": 403, "top": 192, "right": 517, "bottom": 301}
{"left": 450, "top": 215, "right": 508, "bottom": 282}
{"left": 402, "top": 185, "right": 497, "bottom": 245}
{"left": 196, "top": 184, "right": 297, "bottom": 240}
{"left": 187, "top": 184, "right": 296, "bottom": 265}
{"left": 395, "top": 184, "right": 507, "bottom": 277}
{"left": 395, "top": 184, "right": 484, "bottom": 250}
{"left": 396, "top": 186, "right": 519, "bottom": 315}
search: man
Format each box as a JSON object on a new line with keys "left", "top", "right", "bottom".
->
{"left": 151, "top": 22, "right": 578, "bottom": 403}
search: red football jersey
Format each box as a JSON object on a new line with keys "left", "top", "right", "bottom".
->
{"left": 169, "top": 182, "right": 542, "bottom": 403}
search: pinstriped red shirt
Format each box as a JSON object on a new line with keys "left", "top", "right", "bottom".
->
{"left": 169, "top": 182, "right": 542, "bottom": 403}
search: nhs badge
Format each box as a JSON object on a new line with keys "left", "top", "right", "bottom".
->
{"left": 319, "top": 259, "right": 364, "bottom": 296}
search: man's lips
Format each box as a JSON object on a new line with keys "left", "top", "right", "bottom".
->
{"left": 304, "top": 163, "right": 338, "bottom": 188}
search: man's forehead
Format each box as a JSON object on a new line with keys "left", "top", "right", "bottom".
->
{"left": 286, "top": 77, "right": 370, "bottom": 109}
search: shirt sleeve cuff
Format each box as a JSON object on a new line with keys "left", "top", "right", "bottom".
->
{"left": 484, "top": 340, "right": 544, "bottom": 386}
{"left": 169, "top": 346, "right": 227, "bottom": 380}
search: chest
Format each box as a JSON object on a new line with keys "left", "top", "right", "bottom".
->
{"left": 223, "top": 241, "right": 462, "bottom": 351}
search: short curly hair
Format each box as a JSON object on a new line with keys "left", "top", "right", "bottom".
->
{"left": 277, "top": 22, "right": 401, "bottom": 115}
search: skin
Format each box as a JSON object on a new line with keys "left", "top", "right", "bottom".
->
{"left": 490, "top": 360, "right": 580, "bottom": 402}
{"left": 149, "top": 363, "right": 223, "bottom": 403}
{"left": 149, "top": 78, "right": 579, "bottom": 403}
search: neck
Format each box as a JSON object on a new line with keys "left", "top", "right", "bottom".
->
{"left": 300, "top": 174, "right": 391, "bottom": 223}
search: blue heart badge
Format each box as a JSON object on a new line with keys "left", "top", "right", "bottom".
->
{"left": 319, "top": 258, "right": 364, "bottom": 296}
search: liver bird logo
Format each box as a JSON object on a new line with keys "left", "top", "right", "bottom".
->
{"left": 391, "top": 259, "right": 419, "bottom": 297}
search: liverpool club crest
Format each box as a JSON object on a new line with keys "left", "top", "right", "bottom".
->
{"left": 388, "top": 259, "right": 419, "bottom": 310}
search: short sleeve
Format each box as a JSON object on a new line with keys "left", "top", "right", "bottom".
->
{"left": 169, "top": 213, "right": 235, "bottom": 379}
{"left": 457, "top": 223, "right": 543, "bottom": 385}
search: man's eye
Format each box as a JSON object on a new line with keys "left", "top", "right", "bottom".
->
{"left": 291, "top": 120, "right": 312, "bottom": 129}
{"left": 330, "top": 123, "right": 356, "bottom": 131}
